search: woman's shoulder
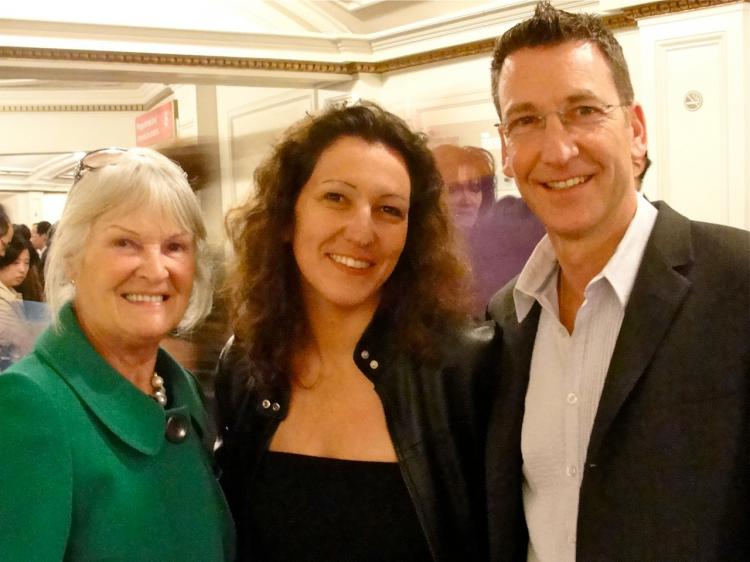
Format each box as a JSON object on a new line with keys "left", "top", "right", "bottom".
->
{"left": 1, "top": 352, "right": 63, "bottom": 392}
{"left": 0, "top": 355, "right": 73, "bottom": 443}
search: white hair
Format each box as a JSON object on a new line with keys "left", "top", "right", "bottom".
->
{"left": 45, "top": 147, "right": 212, "bottom": 332}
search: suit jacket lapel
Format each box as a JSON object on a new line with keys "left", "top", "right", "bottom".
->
{"left": 587, "top": 202, "right": 694, "bottom": 460}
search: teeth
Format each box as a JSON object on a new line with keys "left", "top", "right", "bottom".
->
{"left": 329, "top": 254, "right": 371, "bottom": 269}
{"left": 125, "top": 294, "right": 165, "bottom": 303}
{"left": 547, "top": 176, "right": 587, "bottom": 190}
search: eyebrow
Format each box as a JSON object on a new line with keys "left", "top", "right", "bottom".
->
{"left": 105, "top": 225, "right": 190, "bottom": 238}
{"left": 503, "top": 90, "right": 604, "bottom": 118}
{"left": 321, "top": 179, "right": 409, "bottom": 203}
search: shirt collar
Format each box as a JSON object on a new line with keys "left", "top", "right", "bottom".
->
{"left": 513, "top": 193, "right": 658, "bottom": 322}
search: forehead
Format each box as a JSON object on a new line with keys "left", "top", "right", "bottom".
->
{"left": 309, "top": 136, "right": 410, "bottom": 194}
{"left": 91, "top": 204, "right": 188, "bottom": 236}
{"left": 497, "top": 40, "right": 618, "bottom": 111}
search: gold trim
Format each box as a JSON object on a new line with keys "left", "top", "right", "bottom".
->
{"left": 0, "top": 103, "right": 145, "bottom": 112}
{"left": 622, "top": 0, "right": 747, "bottom": 21}
{"left": 0, "top": 47, "right": 352, "bottom": 74}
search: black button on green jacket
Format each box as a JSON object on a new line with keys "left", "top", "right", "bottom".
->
{"left": 0, "top": 303, "right": 235, "bottom": 561}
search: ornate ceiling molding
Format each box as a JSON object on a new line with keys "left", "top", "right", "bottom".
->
{"left": 0, "top": 103, "right": 145, "bottom": 113}
{"left": 0, "top": 47, "right": 353, "bottom": 74}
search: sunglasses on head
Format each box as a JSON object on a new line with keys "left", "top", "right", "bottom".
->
{"left": 72, "top": 147, "right": 129, "bottom": 185}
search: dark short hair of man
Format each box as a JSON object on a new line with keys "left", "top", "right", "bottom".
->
{"left": 490, "top": 1, "right": 634, "bottom": 118}
{"left": 35, "top": 221, "right": 52, "bottom": 236}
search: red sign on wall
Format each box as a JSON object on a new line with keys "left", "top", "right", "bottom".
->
{"left": 135, "top": 101, "right": 176, "bottom": 147}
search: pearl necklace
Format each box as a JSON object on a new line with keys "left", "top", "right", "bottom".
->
{"left": 151, "top": 372, "right": 167, "bottom": 407}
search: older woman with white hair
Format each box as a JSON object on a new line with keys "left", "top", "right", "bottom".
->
{"left": 0, "top": 147, "right": 234, "bottom": 561}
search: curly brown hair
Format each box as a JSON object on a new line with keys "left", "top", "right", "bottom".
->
{"left": 225, "top": 101, "right": 469, "bottom": 381}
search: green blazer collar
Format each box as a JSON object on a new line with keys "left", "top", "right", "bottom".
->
{"left": 34, "top": 303, "right": 207, "bottom": 456}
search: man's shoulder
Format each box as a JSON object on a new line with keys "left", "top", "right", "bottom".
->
{"left": 651, "top": 201, "right": 749, "bottom": 269}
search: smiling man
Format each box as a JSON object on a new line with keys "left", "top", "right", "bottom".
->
{"left": 485, "top": 3, "right": 750, "bottom": 561}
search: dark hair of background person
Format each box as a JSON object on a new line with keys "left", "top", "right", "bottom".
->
{"left": 466, "top": 146, "right": 497, "bottom": 215}
{"left": 0, "top": 204, "right": 9, "bottom": 237}
{"left": 490, "top": 1, "right": 635, "bottom": 117}
{"left": 35, "top": 221, "right": 52, "bottom": 237}
{"left": 14, "top": 224, "right": 31, "bottom": 241}
{"left": 225, "top": 100, "right": 469, "bottom": 382}
{"left": 0, "top": 231, "right": 43, "bottom": 302}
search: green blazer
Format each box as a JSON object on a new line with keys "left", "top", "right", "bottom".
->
{"left": 0, "top": 303, "right": 235, "bottom": 561}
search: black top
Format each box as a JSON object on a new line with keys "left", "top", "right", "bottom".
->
{"left": 216, "top": 316, "right": 501, "bottom": 561}
{"left": 248, "top": 451, "right": 432, "bottom": 562}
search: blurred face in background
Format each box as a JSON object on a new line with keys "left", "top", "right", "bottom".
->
{"left": 433, "top": 145, "right": 492, "bottom": 231}
{"left": 0, "top": 248, "right": 30, "bottom": 289}
{"left": 30, "top": 225, "right": 47, "bottom": 251}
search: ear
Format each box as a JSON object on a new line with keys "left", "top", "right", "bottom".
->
{"left": 64, "top": 257, "right": 80, "bottom": 286}
{"left": 628, "top": 103, "right": 648, "bottom": 164}
{"left": 500, "top": 133, "right": 515, "bottom": 178}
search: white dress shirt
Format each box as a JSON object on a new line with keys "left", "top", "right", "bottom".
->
{"left": 513, "top": 194, "right": 658, "bottom": 562}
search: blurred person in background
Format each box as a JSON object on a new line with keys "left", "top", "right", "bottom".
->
{"left": 432, "top": 144, "right": 495, "bottom": 232}
{"left": 217, "top": 102, "right": 498, "bottom": 561}
{"left": 0, "top": 204, "right": 12, "bottom": 257}
{"left": 31, "top": 220, "right": 52, "bottom": 286}
{"left": 0, "top": 147, "right": 234, "bottom": 561}
{"left": 13, "top": 225, "right": 44, "bottom": 302}
{"left": 433, "top": 144, "right": 545, "bottom": 317}
{"left": 15, "top": 223, "right": 31, "bottom": 241}
{"left": 31, "top": 220, "right": 51, "bottom": 258}
{"left": 0, "top": 231, "right": 35, "bottom": 370}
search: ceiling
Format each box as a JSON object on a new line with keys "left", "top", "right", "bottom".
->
{"left": 0, "top": 0, "right": 601, "bottom": 190}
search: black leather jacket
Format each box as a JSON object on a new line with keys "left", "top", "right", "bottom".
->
{"left": 214, "top": 312, "right": 501, "bottom": 561}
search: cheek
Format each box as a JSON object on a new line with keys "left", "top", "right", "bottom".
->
{"left": 388, "top": 226, "right": 409, "bottom": 261}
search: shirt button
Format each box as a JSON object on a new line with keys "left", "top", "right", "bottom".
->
{"left": 369, "top": 360, "right": 379, "bottom": 370}
{"left": 360, "top": 350, "right": 370, "bottom": 359}
{"left": 566, "top": 392, "right": 578, "bottom": 404}
{"left": 271, "top": 402, "right": 281, "bottom": 412}
{"left": 261, "top": 399, "right": 271, "bottom": 409}
{"left": 567, "top": 534, "right": 576, "bottom": 546}
{"left": 567, "top": 465, "right": 578, "bottom": 477}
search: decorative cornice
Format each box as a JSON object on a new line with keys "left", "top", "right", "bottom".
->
{"left": 621, "top": 0, "right": 747, "bottom": 22}
{"left": 0, "top": 103, "right": 145, "bottom": 112}
{"left": 367, "top": 39, "right": 496, "bottom": 73}
{"left": 0, "top": 46, "right": 353, "bottom": 74}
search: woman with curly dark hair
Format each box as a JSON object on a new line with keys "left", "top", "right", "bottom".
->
{"left": 216, "top": 101, "right": 498, "bottom": 562}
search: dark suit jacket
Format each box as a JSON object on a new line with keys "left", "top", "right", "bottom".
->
{"left": 487, "top": 202, "right": 750, "bottom": 561}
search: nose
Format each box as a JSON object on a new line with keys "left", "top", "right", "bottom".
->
{"left": 343, "top": 205, "right": 375, "bottom": 246}
{"left": 454, "top": 186, "right": 472, "bottom": 203}
{"left": 139, "top": 246, "right": 169, "bottom": 281}
{"left": 538, "top": 114, "right": 579, "bottom": 166}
